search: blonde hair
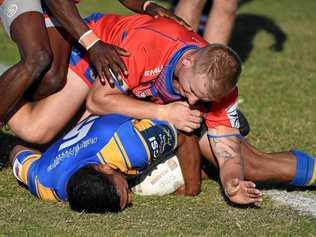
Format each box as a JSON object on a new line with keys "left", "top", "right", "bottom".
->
{"left": 193, "top": 44, "right": 241, "bottom": 99}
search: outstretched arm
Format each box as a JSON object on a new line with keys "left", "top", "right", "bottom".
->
{"left": 208, "top": 126, "right": 263, "bottom": 205}
{"left": 86, "top": 80, "right": 202, "bottom": 132}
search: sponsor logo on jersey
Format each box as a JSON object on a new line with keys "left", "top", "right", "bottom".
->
{"left": 226, "top": 101, "right": 240, "bottom": 128}
{"left": 144, "top": 66, "right": 163, "bottom": 77}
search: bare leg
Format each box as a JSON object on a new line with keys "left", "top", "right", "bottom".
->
{"left": 31, "top": 27, "right": 73, "bottom": 100}
{"left": 0, "top": 12, "right": 52, "bottom": 121}
{"left": 204, "top": 0, "right": 238, "bottom": 44}
{"left": 174, "top": 0, "right": 206, "bottom": 31}
{"left": 8, "top": 68, "right": 89, "bottom": 144}
{"left": 199, "top": 134, "right": 296, "bottom": 183}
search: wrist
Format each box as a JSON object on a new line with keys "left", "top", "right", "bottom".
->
{"left": 78, "top": 30, "right": 100, "bottom": 50}
{"left": 156, "top": 105, "right": 167, "bottom": 121}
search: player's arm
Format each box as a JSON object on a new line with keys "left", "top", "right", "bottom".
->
{"left": 208, "top": 126, "right": 262, "bottom": 205}
{"left": 119, "top": 0, "right": 192, "bottom": 30}
{"left": 175, "top": 132, "right": 201, "bottom": 196}
{"left": 43, "top": 0, "right": 129, "bottom": 85}
{"left": 86, "top": 80, "right": 202, "bottom": 132}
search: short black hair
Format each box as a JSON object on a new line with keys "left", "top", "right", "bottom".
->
{"left": 67, "top": 166, "right": 121, "bottom": 213}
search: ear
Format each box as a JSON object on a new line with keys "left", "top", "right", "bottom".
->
{"left": 181, "top": 55, "right": 194, "bottom": 67}
{"left": 94, "top": 163, "right": 114, "bottom": 175}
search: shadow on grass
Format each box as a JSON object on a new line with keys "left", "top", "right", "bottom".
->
{"left": 230, "top": 13, "right": 287, "bottom": 62}
{"left": 0, "top": 131, "right": 30, "bottom": 170}
{"left": 0, "top": 132, "right": 19, "bottom": 169}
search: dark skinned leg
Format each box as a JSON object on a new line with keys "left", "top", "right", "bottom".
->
{"left": 31, "top": 27, "right": 72, "bottom": 100}
{"left": 199, "top": 133, "right": 296, "bottom": 184}
{"left": 0, "top": 12, "right": 52, "bottom": 121}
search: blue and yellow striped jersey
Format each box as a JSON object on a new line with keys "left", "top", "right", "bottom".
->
{"left": 13, "top": 114, "right": 177, "bottom": 202}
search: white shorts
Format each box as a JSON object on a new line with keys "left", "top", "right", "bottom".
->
{"left": 0, "top": 0, "right": 59, "bottom": 38}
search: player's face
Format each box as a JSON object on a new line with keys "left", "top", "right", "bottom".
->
{"left": 95, "top": 164, "right": 132, "bottom": 210}
{"left": 176, "top": 69, "right": 212, "bottom": 105}
{"left": 110, "top": 171, "right": 133, "bottom": 210}
{"left": 176, "top": 67, "right": 235, "bottom": 104}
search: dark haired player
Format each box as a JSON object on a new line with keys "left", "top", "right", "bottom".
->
{"left": 10, "top": 114, "right": 203, "bottom": 213}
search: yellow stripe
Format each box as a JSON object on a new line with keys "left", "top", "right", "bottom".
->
{"left": 20, "top": 155, "right": 41, "bottom": 185}
{"left": 35, "top": 177, "right": 60, "bottom": 202}
{"left": 307, "top": 166, "right": 316, "bottom": 186}
{"left": 99, "top": 137, "right": 128, "bottom": 173}
{"left": 114, "top": 133, "right": 131, "bottom": 168}
{"left": 133, "top": 119, "right": 153, "bottom": 132}
{"left": 133, "top": 128, "right": 151, "bottom": 162}
{"left": 126, "top": 169, "right": 138, "bottom": 175}
{"left": 97, "top": 153, "right": 106, "bottom": 164}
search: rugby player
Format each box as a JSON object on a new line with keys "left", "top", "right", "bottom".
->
{"left": 8, "top": 13, "right": 316, "bottom": 205}
{"left": 0, "top": 0, "right": 190, "bottom": 122}
{"left": 10, "top": 114, "right": 205, "bottom": 212}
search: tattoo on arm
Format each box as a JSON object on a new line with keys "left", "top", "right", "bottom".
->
{"left": 211, "top": 136, "right": 241, "bottom": 163}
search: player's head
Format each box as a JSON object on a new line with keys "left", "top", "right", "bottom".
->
{"left": 174, "top": 44, "right": 241, "bottom": 105}
{"left": 67, "top": 165, "right": 132, "bottom": 213}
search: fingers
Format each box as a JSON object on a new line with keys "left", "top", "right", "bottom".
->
{"left": 150, "top": 6, "right": 193, "bottom": 31}
{"left": 97, "top": 53, "right": 123, "bottom": 87}
{"left": 244, "top": 181, "right": 256, "bottom": 188}
{"left": 190, "top": 109, "right": 202, "bottom": 117}
{"left": 172, "top": 15, "right": 193, "bottom": 31}
{"left": 242, "top": 181, "right": 263, "bottom": 204}
{"left": 94, "top": 59, "right": 109, "bottom": 85}
{"left": 246, "top": 188, "right": 263, "bottom": 198}
{"left": 114, "top": 46, "right": 130, "bottom": 76}
{"left": 115, "top": 45, "right": 130, "bottom": 57}
{"left": 89, "top": 42, "right": 129, "bottom": 87}
{"left": 103, "top": 67, "right": 115, "bottom": 86}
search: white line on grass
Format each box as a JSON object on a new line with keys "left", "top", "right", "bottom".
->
{"left": 0, "top": 63, "right": 316, "bottom": 218}
{"left": 265, "top": 190, "right": 316, "bottom": 217}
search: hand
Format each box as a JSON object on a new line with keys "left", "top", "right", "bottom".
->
{"left": 144, "top": 2, "right": 192, "bottom": 31}
{"left": 88, "top": 41, "right": 130, "bottom": 87}
{"left": 224, "top": 178, "right": 263, "bottom": 206}
{"left": 161, "top": 101, "right": 202, "bottom": 133}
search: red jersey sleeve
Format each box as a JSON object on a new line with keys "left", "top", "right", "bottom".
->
{"left": 204, "top": 88, "right": 240, "bottom": 129}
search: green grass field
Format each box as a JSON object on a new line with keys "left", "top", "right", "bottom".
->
{"left": 0, "top": 0, "right": 316, "bottom": 236}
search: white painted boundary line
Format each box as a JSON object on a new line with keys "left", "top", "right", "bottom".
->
{"left": 1, "top": 63, "right": 316, "bottom": 218}
{"left": 0, "top": 64, "right": 8, "bottom": 74}
{"left": 265, "top": 190, "right": 316, "bottom": 217}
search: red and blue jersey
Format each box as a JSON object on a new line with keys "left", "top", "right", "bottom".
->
{"left": 70, "top": 13, "right": 240, "bottom": 129}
